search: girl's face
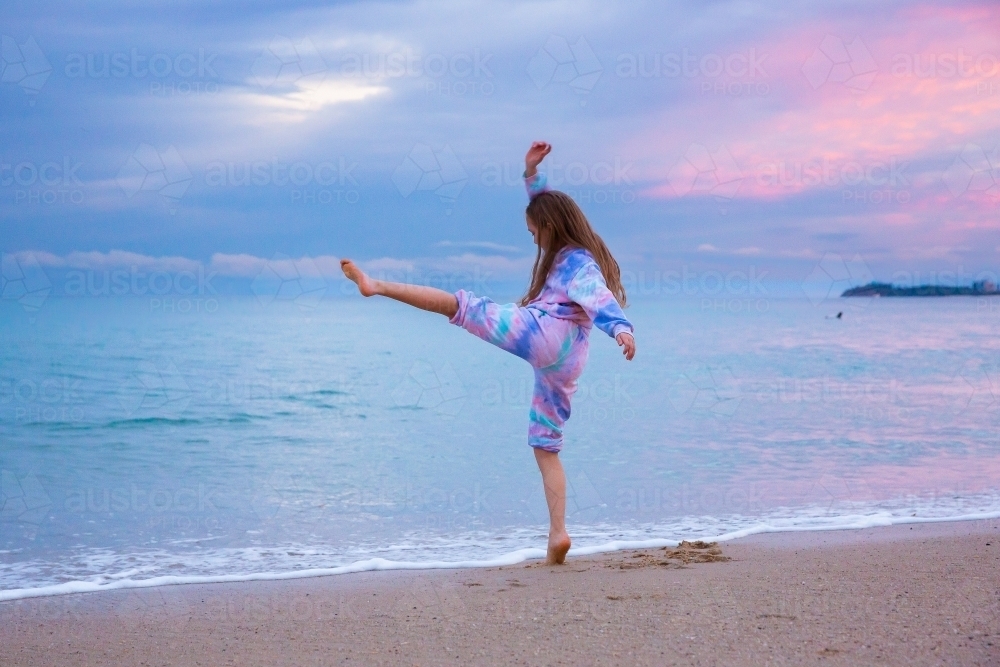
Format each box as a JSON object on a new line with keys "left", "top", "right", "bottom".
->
{"left": 526, "top": 214, "right": 540, "bottom": 246}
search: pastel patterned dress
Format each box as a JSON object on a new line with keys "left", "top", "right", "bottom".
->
{"left": 448, "top": 172, "right": 634, "bottom": 452}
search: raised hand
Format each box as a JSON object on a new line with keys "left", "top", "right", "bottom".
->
{"left": 525, "top": 141, "right": 552, "bottom": 178}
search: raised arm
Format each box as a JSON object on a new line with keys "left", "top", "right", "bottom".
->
{"left": 524, "top": 141, "right": 552, "bottom": 199}
{"left": 525, "top": 141, "right": 551, "bottom": 178}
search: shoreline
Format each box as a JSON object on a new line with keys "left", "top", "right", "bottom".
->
{"left": 4, "top": 508, "right": 1000, "bottom": 604}
{"left": 2, "top": 518, "right": 997, "bottom": 666}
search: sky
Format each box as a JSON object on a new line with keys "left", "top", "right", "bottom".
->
{"left": 1, "top": 0, "right": 998, "bottom": 300}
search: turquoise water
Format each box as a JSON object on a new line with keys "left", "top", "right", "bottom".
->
{"left": 2, "top": 294, "right": 999, "bottom": 599}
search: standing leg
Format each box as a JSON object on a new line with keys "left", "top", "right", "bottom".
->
{"left": 534, "top": 448, "right": 571, "bottom": 564}
{"left": 528, "top": 326, "right": 588, "bottom": 565}
{"left": 341, "top": 259, "right": 457, "bottom": 318}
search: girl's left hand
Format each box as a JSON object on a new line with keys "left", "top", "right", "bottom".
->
{"left": 616, "top": 332, "right": 636, "bottom": 361}
{"left": 524, "top": 141, "right": 552, "bottom": 177}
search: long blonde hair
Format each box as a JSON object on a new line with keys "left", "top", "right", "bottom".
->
{"left": 520, "top": 190, "right": 627, "bottom": 308}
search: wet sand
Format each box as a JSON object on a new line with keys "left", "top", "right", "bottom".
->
{"left": 2, "top": 519, "right": 998, "bottom": 666}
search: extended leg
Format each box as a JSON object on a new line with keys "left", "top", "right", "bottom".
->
{"left": 341, "top": 259, "right": 458, "bottom": 318}
{"left": 534, "top": 448, "right": 571, "bottom": 565}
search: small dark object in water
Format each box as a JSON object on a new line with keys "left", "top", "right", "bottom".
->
{"left": 836, "top": 311, "right": 842, "bottom": 319}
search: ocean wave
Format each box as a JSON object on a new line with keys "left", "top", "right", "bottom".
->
{"left": 3, "top": 498, "right": 998, "bottom": 603}
{"left": 102, "top": 417, "right": 204, "bottom": 429}
{"left": 30, "top": 414, "right": 274, "bottom": 431}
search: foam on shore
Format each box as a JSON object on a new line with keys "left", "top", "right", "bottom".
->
{"left": 3, "top": 497, "right": 999, "bottom": 603}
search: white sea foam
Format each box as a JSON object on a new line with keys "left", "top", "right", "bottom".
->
{"left": 3, "top": 496, "right": 998, "bottom": 603}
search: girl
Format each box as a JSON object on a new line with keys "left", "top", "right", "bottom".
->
{"left": 340, "top": 141, "right": 635, "bottom": 565}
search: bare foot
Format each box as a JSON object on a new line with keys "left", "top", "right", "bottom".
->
{"left": 546, "top": 530, "right": 571, "bottom": 565}
{"left": 340, "top": 259, "right": 379, "bottom": 297}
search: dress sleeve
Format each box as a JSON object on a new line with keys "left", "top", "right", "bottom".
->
{"left": 566, "top": 260, "right": 634, "bottom": 339}
{"left": 524, "top": 171, "right": 549, "bottom": 199}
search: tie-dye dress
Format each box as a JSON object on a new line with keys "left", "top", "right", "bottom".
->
{"left": 448, "top": 172, "right": 634, "bottom": 453}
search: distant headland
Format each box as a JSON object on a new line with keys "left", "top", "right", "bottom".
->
{"left": 842, "top": 280, "right": 999, "bottom": 297}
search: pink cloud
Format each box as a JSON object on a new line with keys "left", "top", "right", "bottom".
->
{"left": 633, "top": 5, "right": 1000, "bottom": 204}
{"left": 624, "top": 3, "right": 1000, "bottom": 264}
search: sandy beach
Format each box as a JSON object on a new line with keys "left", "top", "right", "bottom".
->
{"left": 1, "top": 519, "right": 997, "bottom": 666}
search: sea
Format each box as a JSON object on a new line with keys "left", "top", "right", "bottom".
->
{"left": 2, "top": 293, "right": 999, "bottom": 601}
